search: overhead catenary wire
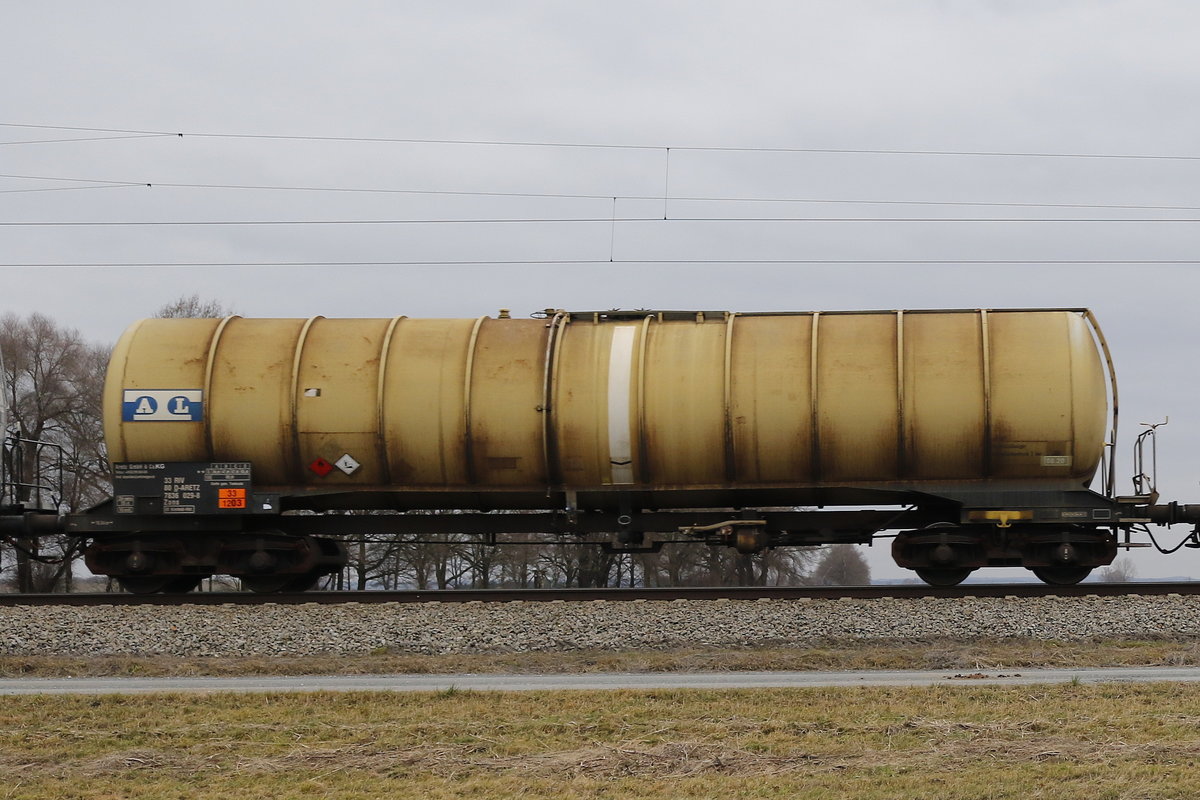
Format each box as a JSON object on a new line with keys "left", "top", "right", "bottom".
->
{"left": 8, "top": 173, "right": 1200, "bottom": 214}
{"left": 0, "top": 184, "right": 143, "bottom": 195}
{"left": 7, "top": 259, "right": 1200, "bottom": 268}
{"left": 0, "top": 133, "right": 178, "bottom": 146}
{"left": 8, "top": 217, "right": 1200, "bottom": 226}
{"left": 6, "top": 122, "right": 1200, "bottom": 161}
{"left": 8, "top": 124, "right": 1200, "bottom": 279}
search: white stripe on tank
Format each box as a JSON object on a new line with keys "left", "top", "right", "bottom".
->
{"left": 606, "top": 325, "right": 637, "bottom": 484}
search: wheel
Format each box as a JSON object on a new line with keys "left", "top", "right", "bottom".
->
{"left": 163, "top": 576, "right": 206, "bottom": 593}
{"left": 1032, "top": 566, "right": 1092, "bottom": 586}
{"left": 116, "top": 575, "right": 207, "bottom": 594}
{"left": 240, "top": 575, "right": 292, "bottom": 594}
{"left": 241, "top": 572, "right": 324, "bottom": 593}
{"left": 915, "top": 567, "right": 973, "bottom": 587}
{"left": 284, "top": 571, "right": 323, "bottom": 592}
{"left": 116, "top": 576, "right": 174, "bottom": 595}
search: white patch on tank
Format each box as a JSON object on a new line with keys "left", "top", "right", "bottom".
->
{"left": 121, "top": 389, "right": 203, "bottom": 421}
{"left": 607, "top": 325, "right": 637, "bottom": 484}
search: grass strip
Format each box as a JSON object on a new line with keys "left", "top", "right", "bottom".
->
{"left": 3, "top": 683, "right": 1200, "bottom": 798}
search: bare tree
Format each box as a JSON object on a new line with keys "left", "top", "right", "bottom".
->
{"left": 155, "top": 294, "right": 233, "bottom": 318}
{"left": 385, "top": 535, "right": 473, "bottom": 589}
{"left": 495, "top": 538, "right": 550, "bottom": 588}
{"left": 810, "top": 545, "right": 871, "bottom": 586}
{"left": 1097, "top": 557, "right": 1137, "bottom": 583}
{"left": 0, "top": 313, "right": 110, "bottom": 591}
{"left": 631, "top": 542, "right": 814, "bottom": 587}
{"left": 342, "top": 527, "right": 407, "bottom": 591}
{"left": 459, "top": 539, "right": 500, "bottom": 588}
{"left": 535, "top": 541, "right": 618, "bottom": 587}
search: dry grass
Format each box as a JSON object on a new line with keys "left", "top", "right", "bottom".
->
{"left": 2, "top": 684, "right": 1200, "bottom": 798}
{"left": 2, "top": 636, "right": 1200, "bottom": 678}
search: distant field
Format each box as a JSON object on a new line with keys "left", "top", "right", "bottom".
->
{"left": 1, "top": 637, "right": 1199, "bottom": 677}
{"left": 4, "top": 683, "right": 1200, "bottom": 799}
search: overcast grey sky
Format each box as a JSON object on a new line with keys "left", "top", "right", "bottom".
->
{"left": 4, "top": 1, "right": 1200, "bottom": 579}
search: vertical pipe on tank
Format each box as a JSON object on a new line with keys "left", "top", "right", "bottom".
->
{"left": 1065, "top": 312, "right": 1077, "bottom": 475}
{"left": 551, "top": 313, "right": 571, "bottom": 484}
{"left": 1084, "top": 309, "right": 1119, "bottom": 497}
{"left": 288, "top": 316, "right": 323, "bottom": 483}
{"left": 809, "top": 312, "right": 822, "bottom": 482}
{"left": 722, "top": 312, "right": 737, "bottom": 484}
{"left": 374, "top": 315, "right": 407, "bottom": 486}
{"left": 541, "top": 312, "right": 568, "bottom": 486}
{"left": 462, "top": 316, "right": 487, "bottom": 486}
{"left": 201, "top": 315, "right": 239, "bottom": 461}
{"left": 635, "top": 314, "right": 653, "bottom": 485}
{"left": 979, "top": 310, "right": 993, "bottom": 477}
{"left": 895, "top": 311, "right": 907, "bottom": 478}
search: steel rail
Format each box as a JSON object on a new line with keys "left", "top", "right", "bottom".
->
{"left": 2, "top": 582, "right": 1198, "bottom": 606}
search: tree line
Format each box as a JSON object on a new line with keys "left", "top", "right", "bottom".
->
{"left": 0, "top": 298, "right": 870, "bottom": 591}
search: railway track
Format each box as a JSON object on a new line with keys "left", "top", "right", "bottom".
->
{"left": 3, "top": 582, "right": 1199, "bottom": 606}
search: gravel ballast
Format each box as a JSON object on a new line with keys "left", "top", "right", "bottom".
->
{"left": 4, "top": 595, "right": 1200, "bottom": 657}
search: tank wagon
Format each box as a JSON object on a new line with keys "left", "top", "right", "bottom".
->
{"left": 7, "top": 307, "right": 1200, "bottom": 592}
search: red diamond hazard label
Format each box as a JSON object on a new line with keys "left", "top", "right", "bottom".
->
{"left": 309, "top": 458, "right": 335, "bottom": 477}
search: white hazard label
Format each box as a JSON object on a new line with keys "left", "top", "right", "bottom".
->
{"left": 335, "top": 453, "right": 361, "bottom": 475}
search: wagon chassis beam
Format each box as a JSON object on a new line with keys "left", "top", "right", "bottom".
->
{"left": 65, "top": 507, "right": 952, "bottom": 539}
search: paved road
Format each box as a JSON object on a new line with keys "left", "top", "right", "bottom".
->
{"left": 4, "top": 667, "right": 1200, "bottom": 694}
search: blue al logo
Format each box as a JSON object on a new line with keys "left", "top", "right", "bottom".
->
{"left": 122, "top": 390, "right": 203, "bottom": 422}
